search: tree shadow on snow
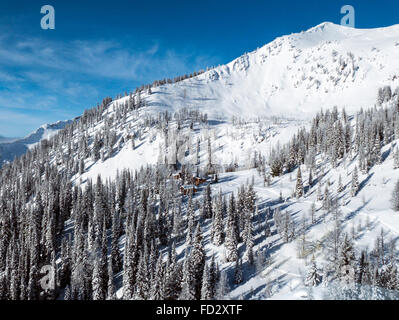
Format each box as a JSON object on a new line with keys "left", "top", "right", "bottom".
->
{"left": 358, "top": 172, "right": 374, "bottom": 193}
{"left": 382, "top": 148, "right": 391, "bottom": 162}
{"left": 345, "top": 198, "right": 372, "bottom": 221}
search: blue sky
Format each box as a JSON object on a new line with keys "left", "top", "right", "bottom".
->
{"left": 0, "top": 0, "right": 398, "bottom": 137}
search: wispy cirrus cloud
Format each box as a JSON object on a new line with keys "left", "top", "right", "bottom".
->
{"left": 0, "top": 35, "right": 214, "bottom": 81}
{"left": 0, "top": 31, "right": 218, "bottom": 137}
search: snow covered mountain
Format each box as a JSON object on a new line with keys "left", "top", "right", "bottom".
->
{"left": 0, "top": 136, "right": 18, "bottom": 143}
{"left": 0, "top": 120, "right": 73, "bottom": 167}
{"left": 134, "top": 22, "right": 399, "bottom": 120}
{"left": 1, "top": 22, "right": 399, "bottom": 301}
{"left": 5, "top": 22, "right": 399, "bottom": 170}
{"left": 80, "top": 22, "right": 399, "bottom": 182}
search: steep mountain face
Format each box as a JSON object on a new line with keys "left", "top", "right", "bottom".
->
{"left": 80, "top": 22, "right": 399, "bottom": 181}
{"left": 0, "top": 120, "right": 73, "bottom": 166}
{"left": 135, "top": 22, "right": 399, "bottom": 120}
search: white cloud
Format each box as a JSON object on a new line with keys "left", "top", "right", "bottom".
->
{"left": 0, "top": 35, "right": 216, "bottom": 81}
{"left": 0, "top": 32, "right": 219, "bottom": 136}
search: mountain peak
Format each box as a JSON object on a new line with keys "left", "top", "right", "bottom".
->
{"left": 0, "top": 119, "right": 72, "bottom": 167}
{"left": 304, "top": 21, "right": 399, "bottom": 36}
{"left": 130, "top": 21, "right": 399, "bottom": 122}
{"left": 307, "top": 21, "right": 337, "bottom": 32}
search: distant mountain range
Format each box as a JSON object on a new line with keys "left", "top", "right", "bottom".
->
{"left": 0, "top": 136, "right": 19, "bottom": 143}
{"left": 0, "top": 120, "right": 72, "bottom": 167}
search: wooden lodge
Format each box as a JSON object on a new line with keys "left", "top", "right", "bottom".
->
{"left": 171, "top": 171, "right": 207, "bottom": 187}
{"left": 191, "top": 176, "right": 207, "bottom": 186}
{"left": 180, "top": 185, "right": 197, "bottom": 195}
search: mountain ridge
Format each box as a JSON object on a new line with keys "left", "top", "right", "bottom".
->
{"left": 120, "top": 21, "right": 399, "bottom": 121}
{"left": 0, "top": 119, "right": 73, "bottom": 166}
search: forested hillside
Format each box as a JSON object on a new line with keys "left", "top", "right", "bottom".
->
{"left": 1, "top": 22, "right": 399, "bottom": 300}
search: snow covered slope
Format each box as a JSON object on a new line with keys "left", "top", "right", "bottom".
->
{"left": 130, "top": 22, "right": 399, "bottom": 120}
{"left": 0, "top": 120, "right": 73, "bottom": 166}
{"left": 2, "top": 22, "right": 399, "bottom": 301}
{"left": 79, "top": 22, "right": 399, "bottom": 300}
{"left": 68, "top": 22, "right": 399, "bottom": 186}
{"left": 5, "top": 22, "right": 399, "bottom": 169}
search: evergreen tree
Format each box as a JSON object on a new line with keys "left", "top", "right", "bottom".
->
{"left": 209, "top": 255, "right": 217, "bottom": 299}
{"left": 224, "top": 217, "right": 238, "bottom": 263}
{"left": 356, "top": 250, "right": 372, "bottom": 286}
{"left": 394, "top": 147, "right": 399, "bottom": 169}
{"left": 255, "top": 250, "right": 265, "bottom": 274}
{"left": 212, "top": 193, "right": 225, "bottom": 246}
{"left": 135, "top": 250, "right": 150, "bottom": 300}
{"left": 64, "top": 285, "right": 71, "bottom": 300}
{"left": 201, "top": 184, "right": 213, "bottom": 220}
{"left": 27, "top": 266, "right": 39, "bottom": 300}
{"left": 305, "top": 257, "right": 321, "bottom": 287}
{"left": 295, "top": 167, "right": 304, "bottom": 198}
{"left": 164, "top": 243, "right": 182, "bottom": 300}
{"left": 244, "top": 213, "right": 254, "bottom": 265}
{"left": 337, "top": 175, "right": 344, "bottom": 193}
{"left": 338, "top": 234, "right": 356, "bottom": 284}
{"left": 179, "top": 248, "right": 196, "bottom": 300}
{"left": 79, "top": 158, "right": 85, "bottom": 175}
{"left": 216, "top": 270, "right": 229, "bottom": 299}
{"left": 308, "top": 167, "right": 313, "bottom": 187}
{"left": 200, "top": 263, "right": 212, "bottom": 300}
{"left": 151, "top": 255, "right": 165, "bottom": 300}
{"left": 190, "top": 224, "right": 206, "bottom": 299}
{"left": 107, "top": 257, "right": 116, "bottom": 300}
{"left": 92, "top": 255, "right": 105, "bottom": 300}
{"left": 122, "top": 239, "right": 135, "bottom": 300}
{"left": 322, "top": 185, "right": 330, "bottom": 211}
{"left": 316, "top": 183, "right": 322, "bottom": 201}
{"left": 186, "top": 194, "right": 195, "bottom": 245}
{"left": 373, "top": 134, "right": 382, "bottom": 165}
{"left": 310, "top": 202, "right": 316, "bottom": 224}
{"left": 351, "top": 166, "right": 359, "bottom": 197}
{"left": 391, "top": 179, "right": 399, "bottom": 211}
{"left": 234, "top": 257, "right": 243, "bottom": 284}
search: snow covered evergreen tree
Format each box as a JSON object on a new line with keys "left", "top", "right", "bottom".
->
{"left": 351, "top": 166, "right": 359, "bottom": 197}
{"left": 151, "top": 255, "right": 165, "bottom": 300}
{"left": 180, "top": 248, "right": 196, "bottom": 300}
{"left": 295, "top": 166, "right": 304, "bottom": 198}
{"left": 391, "top": 179, "right": 399, "bottom": 211}
{"left": 338, "top": 234, "right": 356, "bottom": 285}
{"left": 92, "top": 254, "right": 105, "bottom": 300}
{"left": 190, "top": 224, "right": 206, "bottom": 299}
{"left": 224, "top": 219, "right": 238, "bottom": 263}
{"left": 201, "top": 184, "right": 213, "bottom": 220}
{"left": 216, "top": 270, "right": 229, "bottom": 299}
{"left": 234, "top": 257, "right": 243, "bottom": 284}
{"left": 337, "top": 174, "right": 344, "bottom": 193}
{"left": 200, "top": 263, "right": 212, "bottom": 300}
{"left": 212, "top": 192, "right": 225, "bottom": 246}
{"left": 394, "top": 147, "right": 399, "bottom": 169}
{"left": 305, "top": 257, "right": 321, "bottom": 287}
